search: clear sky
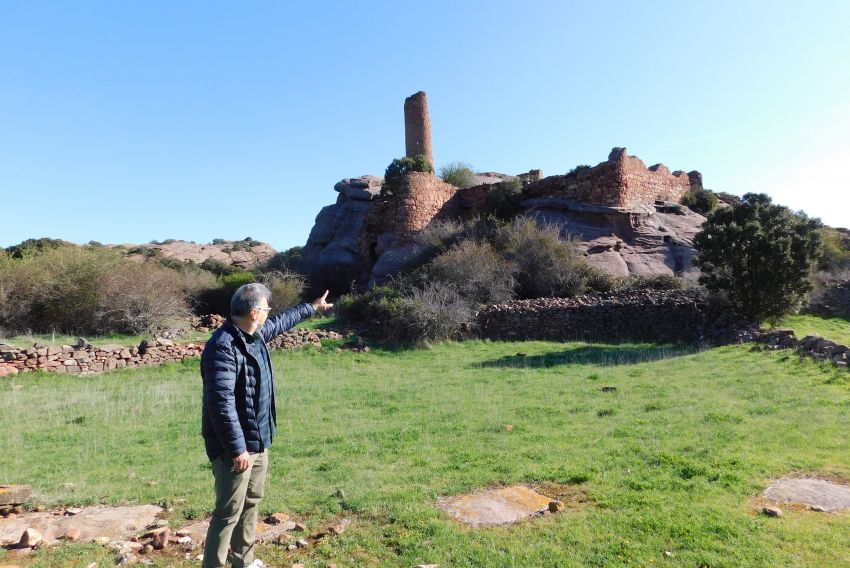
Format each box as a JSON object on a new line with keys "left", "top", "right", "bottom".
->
{"left": 2, "top": 1, "right": 849, "bottom": 251}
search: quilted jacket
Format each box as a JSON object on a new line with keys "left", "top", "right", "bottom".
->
{"left": 200, "top": 303, "right": 315, "bottom": 461}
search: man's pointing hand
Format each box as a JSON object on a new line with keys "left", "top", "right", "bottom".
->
{"left": 312, "top": 290, "right": 333, "bottom": 313}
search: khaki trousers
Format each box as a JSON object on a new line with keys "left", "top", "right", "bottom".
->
{"left": 203, "top": 450, "right": 269, "bottom": 568}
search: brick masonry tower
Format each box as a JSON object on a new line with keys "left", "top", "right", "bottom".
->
{"left": 404, "top": 91, "right": 434, "bottom": 167}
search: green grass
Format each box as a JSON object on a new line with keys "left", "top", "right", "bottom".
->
{"left": 773, "top": 314, "right": 850, "bottom": 345}
{"left": 1, "top": 340, "right": 849, "bottom": 566}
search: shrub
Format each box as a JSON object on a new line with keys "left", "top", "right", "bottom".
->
{"left": 337, "top": 286, "right": 405, "bottom": 324}
{"left": 494, "top": 217, "right": 594, "bottom": 298}
{"left": 439, "top": 162, "right": 475, "bottom": 188}
{"left": 425, "top": 240, "right": 515, "bottom": 305}
{"left": 381, "top": 155, "right": 434, "bottom": 198}
{"left": 259, "top": 270, "right": 306, "bottom": 312}
{"left": 391, "top": 281, "right": 474, "bottom": 345}
{"left": 5, "top": 237, "right": 73, "bottom": 258}
{"left": 0, "top": 247, "right": 187, "bottom": 335}
{"left": 693, "top": 193, "right": 823, "bottom": 323}
{"left": 485, "top": 178, "right": 524, "bottom": 220}
{"left": 818, "top": 227, "right": 850, "bottom": 272}
{"left": 414, "top": 219, "right": 465, "bottom": 252}
{"left": 681, "top": 188, "right": 719, "bottom": 214}
{"left": 200, "top": 258, "right": 239, "bottom": 276}
{"left": 264, "top": 246, "right": 305, "bottom": 273}
{"left": 192, "top": 271, "right": 256, "bottom": 316}
{"left": 567, "top": 165, "right": 592, "bottom": 176}
{"left": 95, "top": 262, "right": 187, "bottom": 334}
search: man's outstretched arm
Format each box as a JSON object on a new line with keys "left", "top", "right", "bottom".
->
{"left": 258, "top": 290, "right": 334, "bottom": 342}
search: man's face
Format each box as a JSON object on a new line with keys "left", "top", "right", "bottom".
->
{"left": 251, "top": 298, "right": 271, "bottom": 327}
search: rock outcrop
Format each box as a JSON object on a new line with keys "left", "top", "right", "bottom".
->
{"left": 301, "top": 176, "right": 383, "bottom": 291}
{"left": 120, "top": 239, "right": 276, "bottom": 269}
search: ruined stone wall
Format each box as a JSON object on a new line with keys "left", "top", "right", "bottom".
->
{"left": 404, "top": 91, "right": 433, "bottom": 166}
{"left": 379, "top": 172, "right": 457, "bottom": 239}
{"left": 476, "top": 289, "right": 713, "bottom": 343}
{"left": 526, "top": 148, "right": 698, "bottom": 208}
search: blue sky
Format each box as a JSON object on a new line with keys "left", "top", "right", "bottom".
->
{"left": 2, "top": 1, "right": 849, "bottom": 250}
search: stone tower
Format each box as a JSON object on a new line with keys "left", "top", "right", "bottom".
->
{"left": 403, "top": 91, "right": 434, "bottom": 167}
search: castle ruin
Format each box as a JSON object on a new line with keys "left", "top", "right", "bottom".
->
{"left": 302, "top": 91, "right": 708, "bottom": 291}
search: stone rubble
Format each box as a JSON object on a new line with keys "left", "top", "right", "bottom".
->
{"left": 755, "top": 329, "right": 849, "bottom": 369}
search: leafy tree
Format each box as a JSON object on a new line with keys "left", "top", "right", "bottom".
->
{"left": 380, "top": 155, "right": 434, "bottom": 198}
{"left": 693, "top": 193, "right": 823, "bottom": 323}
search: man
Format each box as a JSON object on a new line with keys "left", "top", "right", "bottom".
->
{"left": 201, "top": 283, "right": 332, "bottom": 568}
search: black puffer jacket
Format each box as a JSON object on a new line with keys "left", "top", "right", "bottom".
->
{"left": 201, "top": 303, "right": 315, "bottom": 461}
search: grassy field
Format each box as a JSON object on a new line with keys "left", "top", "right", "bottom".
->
{"left": 775, "top": 314, "right": 850, "bottom": 346}
{"left": 1, "top": 338, "right": 849, "bottom": 567}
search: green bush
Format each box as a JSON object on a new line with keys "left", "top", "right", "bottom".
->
{"left": 567, "top": 165, "right": 592, "bottom": 176}
{"left": 818, "top": 227, "right": 850, "bottom": 272}
{"left": 260, "top": 270, "right": 306, "bottom": 312}
{"left": 264, "top": 246, "right": 305, "bottom": 273}
{"left": 381, "top": 155, "right": 434, "bottom": 198}
{"left": 485, "top": 178, "right": 524, "bottom": 220}
{"left": 200, "top": 258, "right": 239, "bottom": 276}
{"left": 693, "top": 193, "right": 823, "bottom": 323}
{"left": 681, "top": 188, "right": 719, "bottom": 214}
{"left": 192, "top": 271, "right": 256, "bottom": 315}
{"left": 439, "top": 162, "right": 475, "bottom": 188}
{"left": 494, "top": 217, "right": 595, "bottom": 298}
{"left": 425, "top": 240, "right": 515, "bottom": 305}
{"left": 5, "top": 237, "right": 73, "bottom": 259}
{"left": 337, "top": 286, "right": 405, "bottom": 325}
{"left": 0, "top": 247, "right": 187, "bottom": 335}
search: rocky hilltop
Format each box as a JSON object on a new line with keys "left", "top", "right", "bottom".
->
{"left": 302, "top": 154, "right": 707, "bottom": 292}
{"left": 117, "top": 239, "right": 277, "bottom": 269}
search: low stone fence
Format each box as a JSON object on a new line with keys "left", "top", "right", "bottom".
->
{"left": 476, "top": 289, "right": 718, "bottom": 343}
{"left": 0, "top": 328, "right": 344, "bottom": 378}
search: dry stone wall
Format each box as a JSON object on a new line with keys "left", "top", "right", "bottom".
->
{"left": 0, "top": 329, "right": 344, "bottom": 377}
{"left": 476, "top": 289, "right": 715, "bottom": 343}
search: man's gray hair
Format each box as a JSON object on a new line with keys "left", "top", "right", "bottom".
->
{"left": 230, "top": 283, "right": 272, "bottom": 317}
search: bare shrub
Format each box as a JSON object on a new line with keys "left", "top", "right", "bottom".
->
{"left": 495, "top": 217, "right": 594, "bottom": 298}
{"left": 414, "top": 219, "right": 465, "bottom": 251}
{"left": 259, "top": 270, "right": 306, "bottom": 312}
{"left": 391, "top": 281, "right": 474, "bottom": 345}
{"left": 426, "top": 240, "right": 515, "bottom": 305}
{"left": 96, "top": 262, "right": 188, "bottom": 334}
{"left": 0, "top": 246, "right": 189, "bottom": 335}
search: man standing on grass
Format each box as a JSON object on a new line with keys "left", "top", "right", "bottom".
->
{"left": 201, "top": 283, "right": 332, "bottom": 568}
